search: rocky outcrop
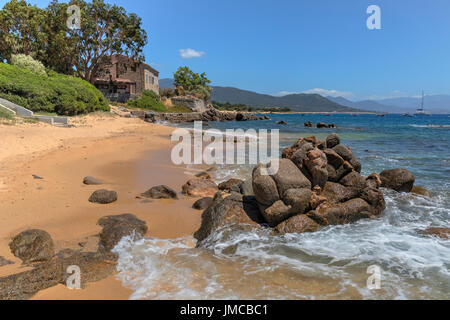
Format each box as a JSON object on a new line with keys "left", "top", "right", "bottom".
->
{"left": 194, "top": 192, "right": 264, "bottom": 244}
{"left": 88, "top": 189, "right": 118, "bottom": 204}
{"left": 249, "top": 134, "right": 386, "bottom": 233}
{"left": 171, "top": 95, "right": 209, "bottom": 113}
{"left": 83, "top": 176, "right": 103, "bottom": 185}
{"left": 137, "top": 107, "right": 267, "bottom": 124}
{"left": 380, "top": 169, "right": 415, "bottom": 192}
{"left": 0, "top": 256, "right": 14, "bottom": 267}
{"left": 182, "top": 178, "right": 218, "bottom": 197}
{"left": 97, "top": 214, "right": 148, "bottom": 252}
{"left": 9, "top": 230, "right": 54, "bottom": 264}
{"left": 423, "top": 228, "right": 450, "bottom": 240}
{"left": 305, "top": 122, "right": 337, "bottom": 128}
{"left": 141, "top": 185, "right": 178, "bottom": 199}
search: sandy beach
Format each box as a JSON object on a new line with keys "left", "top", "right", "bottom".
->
{"left": 0, "top": 112, "right": 204, "bottom": 300}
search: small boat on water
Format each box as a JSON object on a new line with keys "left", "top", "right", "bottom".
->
{"left": 377, "top": 114, "right": 386, "bottom": 117}
{"left": 414, "top": 91, "right": 431, "bottom": 116}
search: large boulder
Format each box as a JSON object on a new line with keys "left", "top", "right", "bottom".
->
{"left": 304, "top": 148, "right": 328, "bottom": 189}
{"left": 322, "top": 182, "right": 356, "bottom": 204}
{"left": 240, "top": 179, "right": 254, "bottom": 196}
{"left": 423, "top": 228, "right": 450, "bottom": 240}
{"left": 332, "top": 144, "right": 353, "bottom": 161}
{"left": 192, "top": 197, "right": 214, "bottom": 210}
{"left": 141, "top": 185, "right": 178, "bottom": 199}
{"left": 182, "top": 178, "right": 218, "bottom": 198}
{"left": 326, "top": 133, "right": 340, "bottom": 148}
{"left": 274, "top": 214, "right": 319, "bottom": 235}
{"left": 271, "top": 159, "right": 311, "bottom": 196}
{"left": 98, "top": 214, "right": 148, "bottom": 252}
{"left": 88, "top": 189, "right": 118, "bottom": 204}
{"left": 252, "top": 164, "right": 280, "bottom": 206}
{"left": 9, "top": 230, "right": 54, "bottom": 264}
{"left": 311, "top": 198, "right": 373, "bottom": 226}
{"left": 194, "top": 194, "right": 264, "bottom": 243}
{"left": 380, "top": 169, "right": 415, "bottom": 192}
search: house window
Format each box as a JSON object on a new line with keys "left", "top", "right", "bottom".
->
{"left": 152, "top": 76, "right": 155, "bottom": 85}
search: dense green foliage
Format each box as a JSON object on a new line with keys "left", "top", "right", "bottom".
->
{"left": 10, "top": 54, "right": 46, "bottom": 76}
{"left": 173, "top": 66, "right": 212, "bottom": 100}
{"left": 127, "top": 90, "right": 192, "bottom": 113}
{"left": 0, "top": 0, "right": 147, "bottom": 83}
{"left": 127, "top": 90, "right": 167, "bottom": 112}
{"left": 0, "top": 63, "right": 109, "bottom": 115}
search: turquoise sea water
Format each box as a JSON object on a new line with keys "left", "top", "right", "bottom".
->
{"left": 114, "top": 114, "right": 450, "bottom": 300}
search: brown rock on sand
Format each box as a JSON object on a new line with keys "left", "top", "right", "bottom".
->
{"left": 275, "top": 214, "right": 319, "bottom": 235}
{"left": 9, "top": 229, "right": 55, "bottom": 264}
{"left": 182, "top": 178, "right": 218, "bottom": 198}
{"left": 141, "top": 185, "right": 178, "bottom": 199}
{"left": 88, "top": 189, "right": 118, "bottom": 204}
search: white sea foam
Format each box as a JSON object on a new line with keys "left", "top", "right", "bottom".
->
{"left": 113, "top": 189, "right": 450, "bottom": 300}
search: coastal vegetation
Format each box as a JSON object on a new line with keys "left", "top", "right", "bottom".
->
{"left": 0, "top": 0, "right": 147, "bottom": 83}
{"left": 173, "top": 66, "right": 212, "bottom": 101}
{"left": 213, "top": 101, "right": 291, "bottom": 113}
{"left": 127, "top": 90, "right": 192, "bottom": 113}
{"left": 0, "top": 62, "right": 109, "bottom": 115}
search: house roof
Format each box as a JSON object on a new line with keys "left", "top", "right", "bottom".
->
{"left": 111, "top": 54, "right": 159, "bottom": 75}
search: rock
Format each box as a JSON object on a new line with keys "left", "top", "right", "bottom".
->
{"left": 423, "top": 228, "right": 450, "bottom": 240}
{"left": 218, "top": 179, "right": 244, "bottom": 193}
{"left": 333, "top": 144, "right": 353, "bottom": 161}
{"left": 366, "top": 173, "right": 382, "bottom": 189}
{"left": 193, "top": 197, "right": 214, "bottom": 210}
{"left": 316, "top": 122, "right": 328, "bottom": 128}
{"left": 195, "top": 171, "right": 213, "bottom": 180}
{"left": 411, "top": 186, "right": 431, "bottom": 198}
{"left": 263, "top": 200, "right": 293, "bottom": 227}
{"left": 9, "top": 230, "right": 54, "bottom": 264}
{"left": 98, "top": 214, "right": 148, "bottom": 252}
{"left": 340, "top": 171, "right": 367, "bottom": 194}
{"left": 274, "top": 214, "right": 319, "bottom": 235}
{"left": 326, "top": 133, "right": 340, "bottom": 148}
{"left": 304, "top": 148, "right": 328, "bottom": 189}
{"left": 0, "top": 251, "right": 117, "bottom": 300}
{"left": 182, "top": 178, "right": 218, "bottom": 198}
{"left": 240, "top": 179, "right": 254, "bottom": 196}
{"left": 171, "top": 95, "right": 208, "bottom": 113}
{"left": 194, "top": 195, "right": 264, "bottom": 243}
{"left": 277, "top": 121, "right": 288, "bottom": 125}
{"left": 252, "top": 164, "right": 280, "bottom": 206}
{"left": 311, "top": 198, "right": 372, "bottom": 226}
{"left": 141, "top": 185, "right": 178, "bottom": 199}
{"left": 32, "top": 175, "right": 43, "bottom": 180}
{"left": 88, "top": 189, "right": 118, "bottom": 204}
{"left": 282, "top": 188, "right": 312, "bottom": 215}
{"left": 304, "top": 121, "right": 314, "bottom": 127}
{"left": 349, "top": 157, "right": 362, "bottom": 173}
{"left": 291, "top": 143, "right": 314, "bottom": 171}
{"left": 380, "top": 169, "right": 415, "bottom": 192}
{"left": 271, "top": 159, "right": 311, "bottom": 196}
{"left": 324, "top": 149, "right": 344, "bottom": 169}
{"left": 322, "top": 182, "right": 355, "bottom": 204}
{"left": 360, "top": 188, "right": 386, "bottom": 216}
{"left": 83, "top": 176, "right": 103, "bottom": 185}
{"left": 0, "top": 256, "right": 14, "bottom": 267}
{"left": 328, "top": 161, "right": 354, "bottom": 182}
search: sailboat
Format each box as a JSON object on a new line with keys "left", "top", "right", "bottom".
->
{"left": 414, "top": 91, "right": 431, "bottom": 116}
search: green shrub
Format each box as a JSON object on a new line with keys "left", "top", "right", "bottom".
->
{"left": 127, "top": 90, "right": 168, "bottom": 112}
{"left": 0, "top": 63, "right": 109, "bottom": 116}
{"left": 10, "top": 54, "right": 47, "bottom": 76}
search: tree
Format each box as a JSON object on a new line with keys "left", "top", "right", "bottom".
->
{"left": 173, "top": 66, "right": 212, "bottom": 100}
{"left": 63, "top": 0, "right": 148, "bottom": 83}
{"left": 0, "top": 0, "right": 46, "bottom": 62}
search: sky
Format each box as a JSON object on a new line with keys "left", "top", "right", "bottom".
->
{"left": 3, "top": 0, "right": 450, "bottom": 100}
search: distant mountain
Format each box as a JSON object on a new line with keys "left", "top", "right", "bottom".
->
{"left": 159, "top": 79, "right": 360, "bottom": 113}
{"left": 327, "top": 96, "right": 395, "bottom": 113}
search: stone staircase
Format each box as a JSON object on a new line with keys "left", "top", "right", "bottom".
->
{"left": 0, "top": 97, "right": 69, "bottom": 126}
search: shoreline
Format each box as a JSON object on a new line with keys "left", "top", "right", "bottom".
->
{"left": 0, "top": 113, "right": 206, "bottom": 299}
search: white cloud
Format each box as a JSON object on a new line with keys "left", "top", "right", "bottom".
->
{"left": 301, "top": 88, "right": 354, "bottom": 98}
{"left": 179, "top": 48, "right": 206, "bottom": 59}
{"left": 274, "top": 91, "right": 300, "bottom": 96}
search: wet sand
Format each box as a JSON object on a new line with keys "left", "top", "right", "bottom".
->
{"left": 0, "top": 113, "right": 205, "bottom": 299}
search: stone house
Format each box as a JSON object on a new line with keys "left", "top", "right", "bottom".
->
{"left": 93, "top": 54, "right": 159, "bottom": 102}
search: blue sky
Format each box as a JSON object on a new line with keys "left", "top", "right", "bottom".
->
{"left": 4, "top": 0, "right": 450, "bottom": 100}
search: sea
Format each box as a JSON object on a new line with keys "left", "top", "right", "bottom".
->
{"left": 113, "top": 113, "right": 450, "bottom": 300}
